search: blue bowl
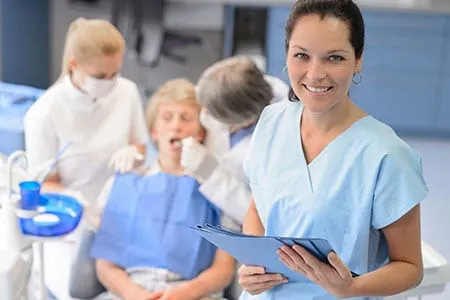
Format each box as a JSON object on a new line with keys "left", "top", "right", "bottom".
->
{"left": 20, "top": 193, "right": 84, "bottom": 237}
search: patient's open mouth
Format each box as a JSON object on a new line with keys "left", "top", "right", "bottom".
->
{"left": 170, "top": 138, "right": 182, "bottom": 148}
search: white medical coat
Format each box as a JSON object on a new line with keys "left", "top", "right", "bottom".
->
{"left": 199, "top": 75, "right": 289, "bottom": 224}
{"left": 24, "top": 76, "right": 149, "bottom": 205}
{"left": 23, "top": 76, "right": 149, "bottom": 300}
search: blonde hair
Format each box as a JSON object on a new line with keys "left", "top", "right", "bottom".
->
{"left": 59, "top": 17, "right": 125, "bottom": 79}
{"left": 146, "top": 78, "right": 200, "bottom": 132}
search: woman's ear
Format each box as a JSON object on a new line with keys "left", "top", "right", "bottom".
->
{"left": 355, "top": 58, "right": 363, "bottom": 74}
{"left": 68, "top": 56, "right": 77, "bottom": 73}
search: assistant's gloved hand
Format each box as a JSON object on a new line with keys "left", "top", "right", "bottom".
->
{"left": 181, "top": 137, "right": 218, "bottom": 183}
{"left": 108, "top": 145, "right": 145, "bottom": 173}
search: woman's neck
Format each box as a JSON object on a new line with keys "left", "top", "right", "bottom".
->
{"left": 302, "top": 98, "right": 365, "bottom": 135}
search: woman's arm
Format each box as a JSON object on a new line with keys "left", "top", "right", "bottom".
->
{"left": 278, "top": 205, "right": 423, "bottom": 299}
{"left": 41, "top": 173, "right": 65, "bottom": 192}
{"left": 348, "top": 204, "right": 423, "bottom": 297}
{"left": 179, "top": 249, "right": 235, "bottom": 299}
{"left": 242, "top": 198, "right": 265, "bottom": 236}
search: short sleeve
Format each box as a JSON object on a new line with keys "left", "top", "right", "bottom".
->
{"left": 24, "top": 105, "right": 58, "bottom": 169}
{"left": 85, "top": 176, "right": 115, "bottom": 230}
{"left": 372, "top": 146, "right": 428, "bottom": 229}
{"left": 129, "top": 83, "right": 150, "bottom": 145}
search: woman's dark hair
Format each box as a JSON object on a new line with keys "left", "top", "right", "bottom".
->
{"left": 286, "top": 0, "right": 365, "bottom": 101}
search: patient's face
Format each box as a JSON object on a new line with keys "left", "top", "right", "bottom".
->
{"left": 151, "top": 101, "right": 204, "bottom": 155}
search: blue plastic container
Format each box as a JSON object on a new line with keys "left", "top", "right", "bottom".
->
{"left": 19, "top": 181, "right": 41, "bottom": 210}
{"left": 20, "top": 193, "right": 83, "bottom": 237}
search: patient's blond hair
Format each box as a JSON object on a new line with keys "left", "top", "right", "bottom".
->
{"left": 146, "top": 78, "right": 200, "bottom": 132}
{"left": 59, "top": 17, "right": 125, "bottom": 80}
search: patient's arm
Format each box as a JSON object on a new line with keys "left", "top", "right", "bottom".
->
{"left": 180, "top": 249, "right": 235, "bottom": 299}
{"left": 95, "top": 259, "right": 153, "bottom": 300}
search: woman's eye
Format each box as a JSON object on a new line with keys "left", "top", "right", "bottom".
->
{"left": 295, "top": 53, "right": 308, "bottom": 59}
{"left": 329, "top": 55, "right": 344, "bottom": 62}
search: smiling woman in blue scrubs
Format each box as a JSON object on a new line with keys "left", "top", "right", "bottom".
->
{"left": 238, "top": 0, "right": 428, "bottom": 299}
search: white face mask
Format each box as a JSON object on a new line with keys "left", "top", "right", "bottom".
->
{"left": 200, "top": 109, "right": 230, "bottom": 157}
{"left": 82, "top": 75, "right": 118, "bottom": 99}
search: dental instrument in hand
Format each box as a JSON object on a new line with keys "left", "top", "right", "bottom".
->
{"left": 34, "top": 141, "right": 73, "bottom": 183}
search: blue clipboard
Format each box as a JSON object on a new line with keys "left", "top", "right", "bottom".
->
{"left": 190, "top": 224, "right": 359, "bottom": 282}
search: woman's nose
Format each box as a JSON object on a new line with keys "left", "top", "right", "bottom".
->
{"left": 306, "top": 60, "right": 327, "bottom": 81}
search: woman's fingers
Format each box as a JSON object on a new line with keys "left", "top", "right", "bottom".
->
{"left": 238, "top": 265, "right": 266, "bottom": 276}
{"left": 238, "top": 265, "right": 288, "bottom": 295}
{"left": 247, "top": 279, "right": 287, "bottom": 295}
{"left": 279, "top": 246, "right": 314, "bottom": 275}
{"left": 328, "top": 252, "right": 351, "bottom": 280}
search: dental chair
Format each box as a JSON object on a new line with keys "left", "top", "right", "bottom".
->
{"left": 69, "top": 228, "right": 242, "bottom": 300}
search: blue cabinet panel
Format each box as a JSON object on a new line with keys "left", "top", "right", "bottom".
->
{"left": 223, "top": 5, "right": 236, "bottom": 58}
{"left": 436, "top": 77, "right": 450, "bottom": 131}
{"left": 266, "top": 7, "right": 290, "bottom": 80}
{"left": 435, "top": 18, "right": 450, "bottom": 131}
{"left": 351, "top": 72, "right": 439, "bottom": 131}
{"left": 444, "top": 17, "right": 450, "bottom": 72}
{"left": 364, "top": 30, "right": 444, "bottom": 71}
{"left": 1, "top": 0, "right": 50, "bottom": 88}
{"left": 362, "top": 10, "right": 447, "bottom": 30}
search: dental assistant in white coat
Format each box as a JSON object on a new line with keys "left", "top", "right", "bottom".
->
{"left": 181, "top": 56, "right": 288, "bottom": 225}
{"left": 24, "top": 18, "right": 149, "bottom": 300}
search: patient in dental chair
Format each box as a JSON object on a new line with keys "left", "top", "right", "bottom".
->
{"left": 90, "top": 78, "right": 235, "bottom": 300}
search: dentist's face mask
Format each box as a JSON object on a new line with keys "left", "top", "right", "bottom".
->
{"left": 200, "top": 109, "right": 230, "bottom": 157}
{"left": 199, "top": 109, "right": 230, "bottom": 134}
{"left": 81, "top": 74, "right": 118, "bottom": 99}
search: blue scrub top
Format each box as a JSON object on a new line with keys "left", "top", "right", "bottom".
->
{"left": 230, "top": 123, "right": 257, "bottom": 148}
{"left": 241, "top": 101, "right": 428, "bottom": 300}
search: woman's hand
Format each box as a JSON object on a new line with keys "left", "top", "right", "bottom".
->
{"left": 278, "top": 245, "right": 354, "bottom": 298}
{"left": 238, "top": 265, "right": 288, "bottom": 295}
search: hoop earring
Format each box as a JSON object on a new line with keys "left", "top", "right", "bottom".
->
{"left": 352, "top": 72, "right": 362, "bottom": 84}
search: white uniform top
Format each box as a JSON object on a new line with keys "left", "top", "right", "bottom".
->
{"left": 24, "top": 76, "right": 150, "bottom": 206}
{"left": 199, "top": 75, "right": 289, "bottom": 224}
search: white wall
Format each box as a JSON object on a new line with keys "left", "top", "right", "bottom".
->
{"left": 49, "top": 0, "right": 224, "bottom": 97}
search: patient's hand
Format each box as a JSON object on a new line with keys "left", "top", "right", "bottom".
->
{"left": 124, "top": 284, "right": 155, "bottom": 300}
{"left": 149, "top": 283, "right": 196, "bottom": 300}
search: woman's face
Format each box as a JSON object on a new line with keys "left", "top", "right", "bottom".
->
{"left": 286, "top": 15, "right": 361, "bottom": 113}
{"left": 70, "top": 51, "right": 124, "bottom": 98}
{"left": 71, "top": 51, "right": 123, "bottom": 80}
